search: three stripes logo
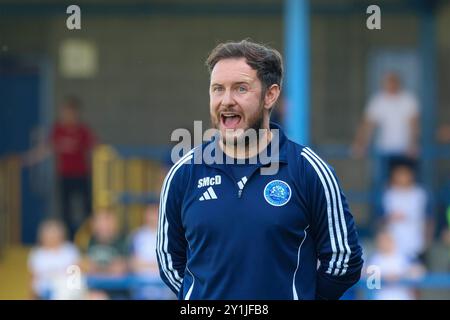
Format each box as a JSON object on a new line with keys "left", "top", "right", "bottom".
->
{"left": 199, "top": 186, "right": 218, "bottom": 201}
{"left": 198, "top": 176, "right": 248, "bottom": 201}
{"left": 237, "top": 176, "right": 248, "bottom": 190}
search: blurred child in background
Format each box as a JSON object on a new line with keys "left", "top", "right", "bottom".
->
{"left": 437, "top": 123, "right": 450, "bottom": 271}
{"left": 441, "top": 207, "right": 450, "bottom": 271}
{"left": 83, "top": 209, "right": 128, "bottom": 299}
{"left": 28, "top": 219, "right": 80, "bottom": 299}
{"left": 381, "top": 162, "right": 434, "bottom": 262}
{"left": 129, "top": 203, "right": 175, "bottom": 299}
{"left": 83, "top": 209, "right": 128, "bottom": 275}
{"left": 368, "top": 230, "right": 425, "bottom": 300}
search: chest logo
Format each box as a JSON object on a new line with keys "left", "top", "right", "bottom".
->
{"left": 199, "top": 187, "right": 218, "bottom": 201}
{"left": 264, "top": 180, "right": 291, "bottom": 207}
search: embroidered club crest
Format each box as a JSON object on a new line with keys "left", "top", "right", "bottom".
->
{"left": 263, "top": 180, "right": 292, "bottom": 207}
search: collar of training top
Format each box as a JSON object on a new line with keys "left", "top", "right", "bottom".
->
{"left": 194, "top": 122, "right": 289, "bottom": 167}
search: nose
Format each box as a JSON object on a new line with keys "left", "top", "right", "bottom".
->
{"left": 221, "top": 88, "right": 236, "bottom": 107}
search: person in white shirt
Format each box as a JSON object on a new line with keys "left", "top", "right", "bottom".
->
{"left": 28, "top": 219, "right": 81, "bottom": 299}
{"left": 129, "top": 203, "right": 175, "bottom": 299}
{"left": 353, "top": 72, "right": 420, "bottom": 158}
{"left": 352, "top": 72, "right": 421, "bottom": 219}
{"left": 382, "top": 163, "right": 434, "bottom": 261}
{"left": 368, "top": 230, "right": 425, "bottom": 300}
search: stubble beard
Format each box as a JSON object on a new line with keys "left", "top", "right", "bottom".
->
{"left": 211, "top": 102, "right": 265, "bottom": 149}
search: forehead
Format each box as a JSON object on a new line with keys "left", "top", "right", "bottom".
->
{"left": 384, "top": 74, "right": 399, "bottom": 83}
{"left": 394, "top": 166, "right": 411, "bottom": 174}
{"left": 61, "top": 105, "right": 78, "bottom": 113}
{"left": 210, "top": 58, "right": 257, "bottom": 84}
{"left": 43, "top": 223, "right": 62, "bottom": 231}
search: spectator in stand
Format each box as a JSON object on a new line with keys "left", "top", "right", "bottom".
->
{"left": 441, "top": 209, "right": 450, "bottom": 271}
{"left": 83, "top": 209, "right": 128, "bottom": 299}
{"left": 437, "top": 124, "right": 450, "bottom": 143}
{"left": 381, "top": 161, "right": 434, "bottom": 263}
{"left": 352, "top": 72, "right": 420, "bottom": 205}
{"left": 28, "top": 218, "right": 80, "bottom": 299}
{"left": 24, "top": 96, "right": 98, "bottom": 239}
{"left": 368, "top": 229, "right": 425, "bottom": 300}
{"left": 129, "top": 203, "right": 175, "bottom": 299}
{"left": 437, "top": 123, "right": 450, "bottom": 270}
{"left": 83, "top": 209, "right": 128, "bottom": 275}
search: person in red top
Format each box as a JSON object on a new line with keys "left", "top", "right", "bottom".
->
{"left": 50, "top": 97, "right": 97, "bottom": 239}
{"left": 51, "top": 99, "right": 95, "bottom": 178}
{"left": 25, "top": 96, "right": 97, "bottom": 240}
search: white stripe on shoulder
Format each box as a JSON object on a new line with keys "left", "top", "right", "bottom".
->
{"left": 301, "top": 151, "right": 338, "bottom": 275}
{"left": 304, "top": 147, "right": 351, "bottom": 275}
{"left": 159, "top": 153, "right": 193, "bottom": 288}
{"left": 157, "top": 147, "right": 197, "bottom": 290}
{"left": 303, "top": 148, "right": 345, "bottom": 275}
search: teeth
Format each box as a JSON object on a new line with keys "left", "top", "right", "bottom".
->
{"left": 222, "top": 114, "right": 239, "bottom": 117}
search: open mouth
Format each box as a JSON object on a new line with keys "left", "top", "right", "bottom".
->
{"left": 220, "top": 113, "right": 242, "bottom": 129}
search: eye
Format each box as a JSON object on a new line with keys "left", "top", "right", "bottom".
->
{"left": 238, "top": 85, "right": 247, "bottom": 93}
{"left": 212, "top": 86, "right": 223, "bottom": 93}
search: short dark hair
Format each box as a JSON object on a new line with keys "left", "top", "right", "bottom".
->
{"left": 205, "top": 39, "right": 283, "bottom": 92}
{"left": 62, "top": 95, "right": 82, "bottom": 111}
{"left": 389, "top": 157, "right": 417, "bottom": 179}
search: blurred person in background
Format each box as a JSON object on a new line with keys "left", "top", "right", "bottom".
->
{"left": 442, "top": 209, "right": 450, "bottom": 271}
{"left": 28, "top": 218, "right": 80, "bottom": 299}
{"left": 367, "top": 229, "right": 425, "bottom": 300}
{"left": 129, "top": 203, "right": 175, "bottom": 299}
{"left": 352, "top": 72, "right": 420, "bottom": 205}
{"left": 83, "top": 209, "right": 128, "bottom": 275}
{"left": 24, "top": 96, "right": 98, "bottom": 240}
{"left": 437, "top": 124, "right": 450, "bottom": 143}
{"left": 82, "top": 209, "right": 128, "bottom": 299}
{"left": 381, "top": 162, "right": 434, "bottom": 263}
{"left": 437, "top": 123, "right": 450, "bottom": 269}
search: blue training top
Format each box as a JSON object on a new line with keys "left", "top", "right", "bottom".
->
{"left": 157, "top": 123, "right": 363, "bottom": 300}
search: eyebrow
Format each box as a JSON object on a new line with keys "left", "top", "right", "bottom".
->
{"left": 210, "top": 81, "right": 251, "bottom": 87}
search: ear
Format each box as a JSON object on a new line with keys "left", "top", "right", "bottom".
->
{"left": 263, "top": 84, "right": 281, "bottom": 111}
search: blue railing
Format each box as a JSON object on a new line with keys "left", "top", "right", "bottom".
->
{"left": 82, "top": 273, "right": 450, "bottom": 300}
{"left": 356, "top": 273, "right": 450, "bottom": 299}
{"left": 87, "top": 274, "right": 167, "bottom": 291}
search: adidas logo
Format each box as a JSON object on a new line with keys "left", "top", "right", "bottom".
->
{"left": 199, "top": 187, "right": 218, "bottom": 201}
{"left": 237, "top": 176, "right": 248, "bottom": 190}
